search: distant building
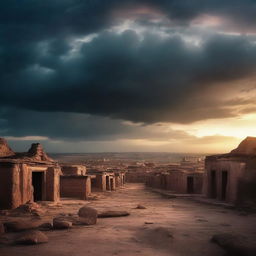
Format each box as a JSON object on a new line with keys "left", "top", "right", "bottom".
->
{"left": 204, "top": 137, "right": 256, "bottom": 206}
{"left": 60, "top": 164, "right": 91, "bottom": 200}
{"left": 0, "top": 138, "right": 61, "bottom": 209}
{"left": 146, "top": 169, "right": 203, "bottom": 194}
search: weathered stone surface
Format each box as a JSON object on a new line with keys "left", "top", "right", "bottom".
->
{"left": 211, "top": 233, "right": 256, "bottom": 256}
{"left": 0, "top": 222, "right": 5, "bottom": 234}
{"left": 0, "top": 138, "right": 15, "bottom": 157}
{"left": 10, "top": 201, "right": 45, "bottom": 217}
{"left": 78, "top": 206, "right": 97, "bottom": 225}
{"left": 4, "top": 220, "right": 39, "bottom": 232}
{"left": 98, "top": 210, "right": 130, "bottom": 218}
{"left": 38, "top": 222, "right": 53, "bottom": 231}
{"left": 26, "top": 143, "right": 53, "bottom": 161}
{"left": 53, "top": 218, "right": 72, "bottom": 229}
{"left": 14, "top": 230, "right": 48, "bottom": 245}
{"left": 231, "top": 136, "right": 256, "bottom": 155}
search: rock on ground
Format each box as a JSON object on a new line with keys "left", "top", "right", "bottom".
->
{"left": 38, "top": 222, "right": 53, "bottom": 231}
{"left": 98, "top": 210, "right": 130, "bottom": 218}
{"left": 14, "top": 230, "right": 48, "bottom": 245}
{"left": 4, "top": 220, "right": 39, "bottom": 232}
{"left": 53, "top": 218, "right": 72, "bottom": 229}
{"left": 78, "top": 206, "right": 97, "bottom": 225}
{"left": 211, "top": 233, "right": 256, "bottom": 256}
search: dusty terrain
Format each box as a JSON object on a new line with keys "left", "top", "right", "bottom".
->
{"left": 1, "top": 183, "right": 256, "bottom": 256}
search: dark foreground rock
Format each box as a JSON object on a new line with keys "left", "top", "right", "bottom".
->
{"left": 14, "top": 230, "right": 48, "bottom": 245}
{"left": 4, "top": 220, "right": 39, "bottom": 232}
{"left": 211, "top": 233, "right": 256, "bottom": 256}
{"left": 78, "top": 206, "right": 97, "bottom": 225}
{"left": 38, "top": 222, "right": 53, "bottom": 231}
{"left": 98, "top": 211, "right": 130, "bottom": 218}
{"left": 53, "top": 218, "right": 72, "bottom": 229}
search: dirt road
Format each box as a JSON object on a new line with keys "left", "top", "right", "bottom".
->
{"left": 1, "top": 183, "right": 256, "bottom": 256}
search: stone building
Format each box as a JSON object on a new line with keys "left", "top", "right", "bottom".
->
{"left": 0, "top": 138, "right": 61, "bottom": 209}
{"left": 204, "top": 137, "right": 256, "bottom": 205}
{"left": 146, "top": 169, "right": 203, "bottom": 194}
{"left": 60, "top": 165, "right": 91, "bottom": 200}
{"left": 108, "top": 168, "right": 126, "bottom": 188}
{"left": 61, "top": 165, "right": 86, "bottom": 176}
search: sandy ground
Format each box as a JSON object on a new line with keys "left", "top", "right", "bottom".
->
{"left": 1, "top": 183, "right": 256, "bottom": 256}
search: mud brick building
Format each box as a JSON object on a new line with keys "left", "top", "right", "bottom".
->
{"left": 204, "top": 137, "right": 256, "bottom": 205}
{"left": 0, "top": 138, "right": 61, "bottom": 209}
{"left": 146, "top": 169, "right": 203, "bottom": 194}
{"left": 60, "top": 164, "right": 91, "bottom": 200}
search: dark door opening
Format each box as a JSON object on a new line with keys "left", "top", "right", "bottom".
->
{"left": 32, "top": 172, "right": 43, "bottom": 201}
{"left": 110, "top": 178, "right": 114, "bottom": 190}
{"left": 210, "top": 170, "right": 217, "bottom": 198}
{"left": 221, "top": 171, "right": 228, "bottom": 200}
{"left": 187, "top": 176, "right": 194, "bottom": 193}
{"left": 106, "top": 176, "right": 110, "bottom": 190}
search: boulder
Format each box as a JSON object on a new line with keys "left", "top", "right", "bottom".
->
{"left": 211, "top": 233, "right": 256, "bottom": 256}
{"left": 98, "top": 210, "right": 130, "bottom": 218}
{"left": 53, "top": 218, "right": 72, "bottom": 229}
{"left": 4, "top": 220, "right": 39, "bottom": 232}
{"left": 10, "top": 201, "right": 44, "bottom": 217}
{"left": 78, "top": 206, "right": 97, "bottom": 225}
{"left": 14, "top": 230, "right": 48, "bottom": 245}
{"left": 38, "top": 222, "right": 53, "bottom": 231}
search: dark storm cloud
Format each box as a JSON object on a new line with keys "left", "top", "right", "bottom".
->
{"left": 0, "top": 108, "right": 190, "bottom": 141}
{"left": 1, "top": 0, "right": 256, "bottom": 141}
{"left": 1, "top": 30, "right": 256, "bottom": 124}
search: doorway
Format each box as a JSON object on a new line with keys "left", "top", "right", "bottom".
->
{"left": 210, "top": 170, "right": 217, "bottom": 198}
{"left": 32, "top": 172, "right": 44, "bottom": 201}
{"left": 110, "top": 178, "right": 114, "bottom": 190}
{"left": 106, "top": 176, "right": 110, "bottom": 191}
{"left": 187, "top": 176, "right": 194, "bottom": 193}
{"left": 221, "top": 171, "right": 228, "bottom": 200}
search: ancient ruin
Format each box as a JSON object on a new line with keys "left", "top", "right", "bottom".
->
{"left": 0, "top": 138, "right": 61, "bottom": 209}
{"left": 204, "top": 137, "right": 256, "bottom": 205}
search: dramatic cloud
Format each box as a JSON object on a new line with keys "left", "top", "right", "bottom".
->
{"left": 0, "top": 0, "right": 256, "bottom": 151}
{"left": 1, "top": 30, "right": 256, "bottom": 124}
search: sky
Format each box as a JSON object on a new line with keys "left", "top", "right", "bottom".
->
{"left": 1, "top": 0, "right": 256, "bottom": 153}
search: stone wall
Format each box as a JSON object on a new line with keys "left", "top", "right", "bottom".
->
{"left": 60, "top": 176, "right": 91, "bottom": 200}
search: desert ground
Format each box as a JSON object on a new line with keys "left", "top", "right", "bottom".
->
{"left": 1, "top": 183, "right": 256, "bottom": 256}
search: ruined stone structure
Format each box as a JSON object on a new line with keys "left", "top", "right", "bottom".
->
{"left": 109, "top": 168, "right": 126, "bottom": 188}
{"left": 0, "top": 139, "right": 61, "bottom": 209}
{"left": 88, "top": 169, "right": 116, "bottom": 192}
{"left": 125, "top": 165, "right": 150, "bottom": 183}
{"left": 60, "top": 175, "right": 91, "bottom": 200}
{"left": 61, "top": 165, "right": 86, "bottom": 176}
{"left": 204, "top": 137, "right": 256, "bottom": 205}
{"left": 60, "top": 164, "right": 91, "bottom": 200}
{"left": 146, "top": 169, "right": 203, "bottom": 194}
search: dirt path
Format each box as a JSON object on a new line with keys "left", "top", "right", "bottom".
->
{"left": 1, "top": 183, "right": 256, "bottom": 256}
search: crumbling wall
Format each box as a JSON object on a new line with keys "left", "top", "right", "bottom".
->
{"left": 60, "top": 176, "right": 91, "bottom": 199}
{"left": 205, "top": 159, "right": 246, "bottom": 203}
{"left": 61, "top": 165, "right": 86, "bottom": 176}
{"left": 236, "top": 159, "right": 256, "bottom": 207}
{"left": 46, "top": 167, "right": 61, "bottom": 201}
